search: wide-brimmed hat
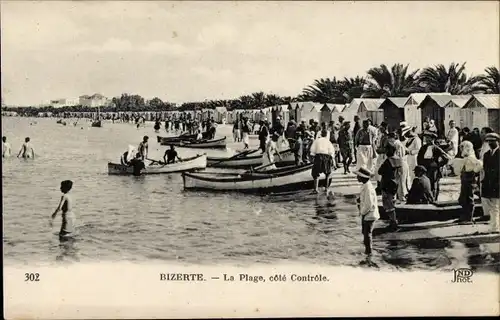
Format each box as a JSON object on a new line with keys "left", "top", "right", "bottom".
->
{"left": 422, "top": 130, "right": 438, "bottom": 138}
{"left": 353, "top": 167, "right": 372, "bottom": 179}
{"left": 414, "top": 165, "right": 427, "bottom": 173}
{"left": 405, "top": 127, "right": 416, "bottom": 137}
{"left": 485, "top": 132, "right": 500, "bottom": 142}
{"left": 401, "top": 122, "right": 412, "bottom": 134}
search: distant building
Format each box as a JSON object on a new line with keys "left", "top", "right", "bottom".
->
{"left": 79, "top": 93, "right": 112, "bottom": 108}
{"left": 50, "top": 97, "right": 80, "bottom": 108}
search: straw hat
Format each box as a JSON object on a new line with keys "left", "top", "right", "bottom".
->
{"left": 485, "top": 132, "right": 500, "bottom": 141}
{"left": 400, "top": 121, "right": 411, "bottom": 134}
{"left": 353, "top": 167, "right": 372, "bottom": 179}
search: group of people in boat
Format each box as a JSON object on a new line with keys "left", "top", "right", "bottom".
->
{"left": 2, "top": 136, "right": 35, "bottom": 159}
{"left": 120, "top": 135, "right": 184, "bottom": 176}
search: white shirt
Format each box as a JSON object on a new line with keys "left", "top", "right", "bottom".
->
{"left": 423, "top": 145, "right": 434, "bottom": 159}
{"left": 310, "top": 137, "right": 335, "bottom": 156}
{"left": 2, "top": 142, "right": 11, "bottom": 157}
{"left": 196, "top": 133, "right": 203, "bottom": 140}
{"left": 358, "top": 181, "right": 380, "bottom": 221}
{"left": 446, "top": 127, "right": 459, "bottom": 154}
{"left": 479, "top": 142, "right": 491, "bottom": 160}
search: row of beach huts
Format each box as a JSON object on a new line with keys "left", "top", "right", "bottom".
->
{"left": 5, "top": 93, "right": 499, "bottom": 134}
{"left": 224, "top": 93, "right": 500, "bottom": 134}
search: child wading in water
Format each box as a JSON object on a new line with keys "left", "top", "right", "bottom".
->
{"left": 50, "top": 180, "right": 76, "bottom": 239}
{"left": 354, "top": 167, "right": 380, "bottom": 260}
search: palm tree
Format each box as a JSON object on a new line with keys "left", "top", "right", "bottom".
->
{"left": 341, "top": 76, "right": 366, "bottom": 102}
{"left": 251, "top": 92, "right": 266, "bottom": 109}
{"left": 239, "top": 95, "right": 254, "bottom": 109}
{"left": 264, "top": 94, "right": 281, "bottom": 107}
{"left": 418, "top": 62, "right": 483, "bottom": 95}
{"left": 301, "top": 77, "right": 345, "bottom": 103}
{"left": 364, "top": 64, "right": 421, "bottom": 98}
{"left": 477, "top": 66, "right": 500, "bottom": 94}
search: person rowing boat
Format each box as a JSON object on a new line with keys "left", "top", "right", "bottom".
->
{"left": 162, "top": 145, "right": 183, "bottom": 164}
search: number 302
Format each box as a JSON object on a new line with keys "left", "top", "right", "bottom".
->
{"left": 25, "top": 273, "right": 40, "bottom": 282}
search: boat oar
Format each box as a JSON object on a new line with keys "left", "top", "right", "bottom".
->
{"left": 208, "top": 149, "right": 257, "bottom": 167}
{"left": 251, "top": 162, "right": 277, "bottom": 172}
{"left": 146, "top": 158, "right": 164, "bottom": 165}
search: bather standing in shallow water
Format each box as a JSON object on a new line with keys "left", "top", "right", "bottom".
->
{"left": 50, "top": 180, "right": 76, "bottom": 240}
{"left": 17, "top": 137, "right": 35, "bottom": 159}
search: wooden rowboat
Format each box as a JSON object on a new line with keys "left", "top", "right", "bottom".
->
{"left": 157, "top": 135, "right": 226, "bottom": 149}
{"left": 182, "top": 163, "right": 323, "bottom": 193}
{"left": 207, "top": 148, "right": 296, "bottom": 168}
{"left": 178, "top": 137, "right": 226, "bottom": 149}
{"left": 377, "top": 199, "right": 484, "bottom": 224}
{"left": 157, "top": 132, "right": 210, "bottom": 144}
{"left": 107, "top": 154, "right": 207, "bottom": 175}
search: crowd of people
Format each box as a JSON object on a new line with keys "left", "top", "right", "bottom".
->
{"left": 229, "top": 114, "right": 500, "bottom": 258}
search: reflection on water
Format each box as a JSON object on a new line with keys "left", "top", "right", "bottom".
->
{"left": 56, "top": 238, "right": 80, "bottom": 263}
{"left": 2, "top": 118, "right": 499, "bottom": 272}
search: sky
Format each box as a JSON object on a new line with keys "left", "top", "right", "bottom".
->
{"left": 1, "top": 1, "right": 499, "bottom": 106}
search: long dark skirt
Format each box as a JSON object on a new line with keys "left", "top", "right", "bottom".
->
{"left": 459, "top": 171, "right": 476, "bottom": 220}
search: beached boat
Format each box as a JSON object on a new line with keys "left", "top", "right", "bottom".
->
{"left": 157, "top": 136, "right": 227, "bottom": 149}
{"left": 183, "top": 163, "right": 321, "bottom": 193}
{"left": 179, "top": 137, "right": 227, "bottom": 149}
{"left": 377, "top": 199, "right": 484, "bottom": 224}
{"left": 157, "top": 132, "right": 210, "bottom": 144}
{"left": 107, "top": 154, "right": 207, "bottom": 175}
{"left": 207, "top": 148, "right": 296, "bottom": 168}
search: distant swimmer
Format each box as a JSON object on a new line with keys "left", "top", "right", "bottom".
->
{"left": 129, "top": 153, "right": 146, "bottom": 176}
{"left": 17, "top": 137, "right": 35, "bottom": 159}
{"left": 50, "top": 180, "right": 76, "bottom": 239}
{"left": 138, "top": 136, "right": 149, "bottom": 160}
{"left": 2, "top": 136, "right": 11, "bottom": 157}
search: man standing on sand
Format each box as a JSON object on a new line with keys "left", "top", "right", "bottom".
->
{"left": 2, "top": 136, "right": 11, "bottom": 157}
{"left": 481, "top": 133, "right": 500, "bottom": 233}
{"left": 258, "top": 119, "right": 270, "bottom": 153}
{"left": 446, "top": 120, "right": 460, "bottom": 175}
{"left": 354, "top": 120, "right": 375, "bottom": 171}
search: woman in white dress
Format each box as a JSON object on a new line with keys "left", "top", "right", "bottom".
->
{"left": 405, "top": 127, "right": 422, "bottom": 181}
{"left": 261, "top": 133, "right": 282, "bottom": 171}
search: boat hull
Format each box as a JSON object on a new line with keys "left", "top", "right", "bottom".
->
{"left": 107, "top": 154, "right": 207, "bottom": 175}
{"left": 377, "top": 199, "right": 484, "bottom": 224}
{"left": 182, "top": 163, "right": 325, "bottom": 193}
{"left": 207, "top": 149, "right": 296, "bottom": 168}
{"left": 157, "top": 136, "right": 226, "bottom": 149}
{"left": 91, "top": 120, "right": 102, "bottom": 127}
{"left": 157, "top": 132, "right": 210, "bottom": 144}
